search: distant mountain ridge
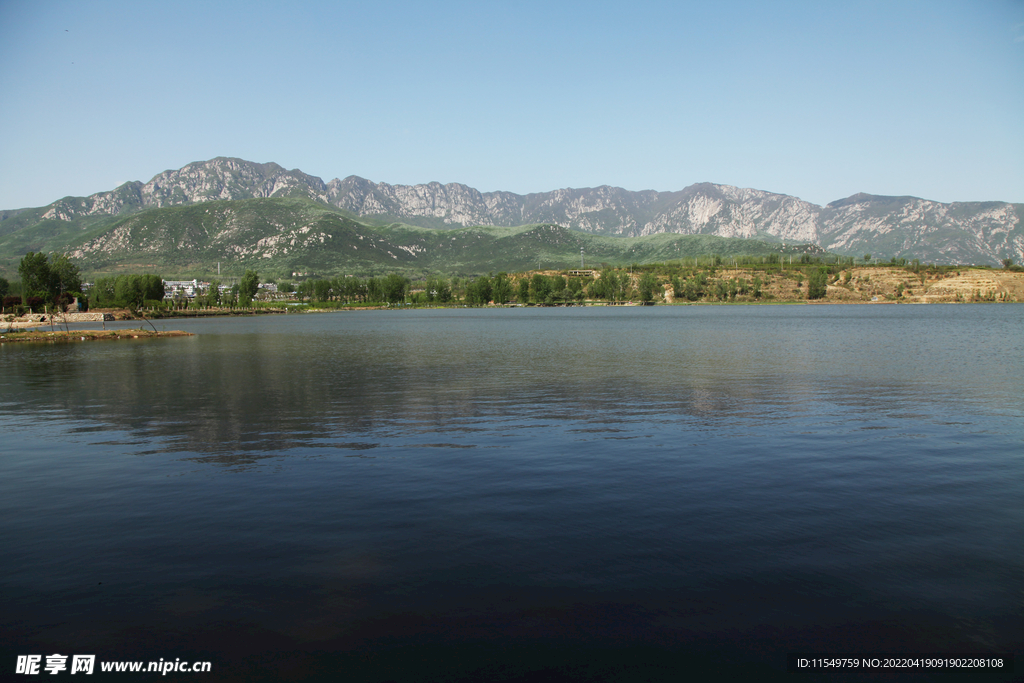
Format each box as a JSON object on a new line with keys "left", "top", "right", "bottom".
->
{"left": 44, "top": 197, "right": 814, "bottom": 277}
{"left": 4, "top": 157, "right": 1023, "bottom": 266}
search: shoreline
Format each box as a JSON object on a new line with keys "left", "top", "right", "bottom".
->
{"left": 3, "top": 297, "right": 1018, "bottom": 332}
{"left": 0, "top": 329, "right": 194, "bottom": 343}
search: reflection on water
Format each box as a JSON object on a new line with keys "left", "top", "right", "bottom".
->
{"left": 1, "top": 305, "right": 1022, "bottom": 681}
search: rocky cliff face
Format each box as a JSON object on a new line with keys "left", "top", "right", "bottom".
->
{"left": 40, "top": 158, "right": 329, "bottom": 221}
{"left": 19, "top": 157, "right": 1024, "bottom": 265}
{"left": 818, "top": 194, "right": 1024, "bottom": 264}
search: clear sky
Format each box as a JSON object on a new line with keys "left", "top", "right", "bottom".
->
{"left": 1, "top": 0, "right": 1022, "bottom": 210}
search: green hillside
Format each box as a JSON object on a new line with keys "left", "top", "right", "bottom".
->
{"left": 1, "top": 197, "right": 825, "bottom": 280}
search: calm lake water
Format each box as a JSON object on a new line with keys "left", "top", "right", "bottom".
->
{"left": 2, "top": 305, "right": 1022, "bottom": 682}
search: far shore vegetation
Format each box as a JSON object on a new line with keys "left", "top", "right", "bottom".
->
{"left": 3, "top": 253, "right": 1023, "bottom": 324}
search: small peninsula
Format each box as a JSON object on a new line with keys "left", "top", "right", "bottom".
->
{"left": 0, "top": 329, "right": 193, "bottom": 344}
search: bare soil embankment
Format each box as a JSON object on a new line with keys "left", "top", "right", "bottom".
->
{"left": 658, "top": 267, "right": 1024, "bottom": 304}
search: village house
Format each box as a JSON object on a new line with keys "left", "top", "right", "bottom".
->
{"left": 162, "top": 279, "right": 207, "bottom": 299}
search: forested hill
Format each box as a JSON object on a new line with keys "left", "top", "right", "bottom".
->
{"left": 18, "top": 197, "right": 822, "bottom": 278}
{"left": 2, "top": 157, "right": 1021, "bottom": 269}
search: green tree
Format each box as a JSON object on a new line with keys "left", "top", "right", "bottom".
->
{"left": 426, "top": 276, "right": 452, "bottom": 303}
{"left": 713, "top": 280, "right": 729, "bottom": 301}
{"left": 681, "top": 273, "right": 705, "bottom": 301}
{"left": 365, "top": 277, "right": 382, "bottom": 302}
{"left": 18, "top": 252, "right": 84, "bottom": 307}
{"left": 465, "top": 275, "right": 493, "bottom": 305}
{"left": 141, "top": 274, "right": 164, "bottom": 302}
{"left": 567, "top": 276, "right": 583, "bottom": 301}
{"left": 381, "top": 273, "right": 409, "bottom": 304}
{"left": 516, "top": 277, "right": 530, "bottom": 302}
{"left": 114, "top": 274, "right": 146, "bottom": 308}
{"left": 1003, "top": 258, "right": 1015, "bottom": 269}
{"left": 807, "top": 268, "right": 828, "bottom": 299}
{"left": 239, "top": 270, "right": 260, "bottom": 303}
{"left": 0, "top": 276, "right": 9, "bottom": 301}
{"left": 595, "top": 270, "right": 621, "bottom": 302}
{"left": 18, "top": 252, "right": 52, "bottom": 301}
{"left": 492, "top": 273, "right": 512, "bottom": 304}
{"left": 92, "top": 277, "right": 117, "bottom": 305}
{"left": 530, "top": 274, "right": 551, "bottom": 303}
{"left": 312, "top": 279, "right": 332, "bottom": 302}
{"left": 204, "top": 280, "right": 221, "bottom": 306}
{"left": 638, "top": 272, "right": 660, "bottom": 303}
{"left": 49, "top": 254, "right": 83, "bottom": 302}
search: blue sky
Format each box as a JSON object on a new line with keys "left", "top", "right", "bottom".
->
{"left": 1, "top": 0, "right": 1021, "bottom": 210}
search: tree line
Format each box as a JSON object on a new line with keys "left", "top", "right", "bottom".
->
{"left": 0, "top": 252, "right": 271, "bottom": 314}
{"left": 294, "top": 271, "right": 659, "bottom": 305}
{"left": 91, "top": 274, "right": 165, "bottom": 308}
{"left": 6, "top": 251, "right": 1020, "bottom": 315}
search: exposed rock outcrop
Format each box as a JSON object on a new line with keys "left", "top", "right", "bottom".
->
{"left": 15, "top": 158, "right": 1024, "bottom": 265}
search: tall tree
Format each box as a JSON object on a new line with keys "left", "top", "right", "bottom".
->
{"left": 141, "top": 274, "right": 164, "bottom": 302}
{"left": 530, "top": 274, "right": 551, "bottom": 303}
{"left": 598, "top": 270, "right": 621, "bottom": 302}
{"left": 465, "top": 275, "right": 493, "bottom": 305}
{"left": 491, "top": 273, "right": 512, "bottom": 304}
{"left": 18, "top": 252, "right": 52, "bottom": 301}
{"left": 204, "top": 280, "right": 221, "bottom": 306}
{"left": 312, "top": 279, "right": 332, "bottom": 302}
{"left": 516, "top": 277, "right": 530, "bottom": 303}
{"left": 381, "top": 273, "right": 409, "bottom": 304}
{"left": 92, "top": 277, "right": 116, "bottom": 305}
{"left": 18, "top": 252, "right": 83, "bottom": 305}
{"left": 114, "top": 274, "right": 146, "bottom": 308}
{"left": 366, "top": 277, "right": 382, "bottom": 302}
{"left": 49, "top": 254, "right": 83, "bottom": 302}
{"left": 239, "top": 270, "right": 260, "bottom": 303}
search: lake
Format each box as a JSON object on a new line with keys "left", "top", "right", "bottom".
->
{"left": 2, "top": 305, "right": 1021, "bottom": 682}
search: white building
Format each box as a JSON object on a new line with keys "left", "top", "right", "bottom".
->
{"left": 162, "top": 279, "right": 208, "bottom": 299}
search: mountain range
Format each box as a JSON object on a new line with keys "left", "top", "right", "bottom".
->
{"left": 1, "top": 157, "right": 1021, "bottom": 277}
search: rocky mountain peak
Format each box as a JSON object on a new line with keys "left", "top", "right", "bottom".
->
{"left": 10, "top": 158, "right": 1024, "bottom": 266}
